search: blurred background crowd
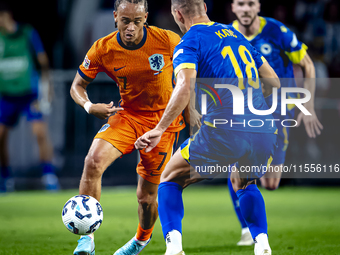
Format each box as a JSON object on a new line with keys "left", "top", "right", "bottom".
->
{"left": 1, "top": 0, "right": 340, "bottom": 190}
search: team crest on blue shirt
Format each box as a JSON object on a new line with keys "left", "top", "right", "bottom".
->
{"left": 260, "top": 43, "right": 272, "bottom": 56}
{"left": 149, "top": 54, "right": 165, "bottom": 71}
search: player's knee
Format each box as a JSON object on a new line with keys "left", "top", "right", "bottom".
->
{"left": 84, "top": 154, "right": 106, "bottom": 178}
{"left": 136, "top": 189, "right": 157, "bottom": 208}
{"left": 230, "top": 178, "right": 240, "bottom": 193}
{"left": 262, "top": 179, "right": 279, "bottom": 191}
{"left": 35, "top": 131, "right": 48, "bottom": 145}
{"left": 265, "top": 183, "right": 279, "bottom": 191}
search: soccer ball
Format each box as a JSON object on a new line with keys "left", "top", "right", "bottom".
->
{"left": 62, "top": 195, "right": 103, "bottom": 235}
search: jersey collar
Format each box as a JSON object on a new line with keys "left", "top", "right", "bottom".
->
{"left": 117, "top": 26, "right": 147, "bottom": 50}
{"left": 191, "top": 21, "right": 215, "bottom": 27}
{"left": 232, "top": 16, "right": 267, "bottom": 41}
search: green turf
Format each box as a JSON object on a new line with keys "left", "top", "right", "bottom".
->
{"left": 0, "top": 186, "right": 339, "bottom": 255}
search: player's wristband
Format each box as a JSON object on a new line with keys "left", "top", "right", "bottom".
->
{"left": 84, "top": 101, "right": 92, "bottom": 114}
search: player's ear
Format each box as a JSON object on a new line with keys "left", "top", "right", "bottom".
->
{"left": 176, "top": 9, "right": 185, "bottom": 24}
{"left": 144, "top": 12, "right": 149, "bottom": 27}
{"left": 113, "top": 11, "right": 118, "bottom": 28}
{"left": 204, "top": 3, "right": 207, "bottom": 13}
{"left": 113, "top": 11, "right": 118, "bottom": 22}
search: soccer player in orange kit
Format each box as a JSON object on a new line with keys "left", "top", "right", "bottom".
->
{"left": 70, "top": 0, "right": 185, "bottom": 254}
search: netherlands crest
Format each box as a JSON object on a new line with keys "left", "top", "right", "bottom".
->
{"left": 148, "top": 54, "right": 165, "bottom": 71}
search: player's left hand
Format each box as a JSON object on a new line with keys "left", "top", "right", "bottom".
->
{"left": 135, "top": 129, "right": 163, "bottom": 152}
{"left": 297, "top": 109, "right": 323, "bottom": 138}
{"left": 184, "top": 108, "right": 202, "bottom": 135}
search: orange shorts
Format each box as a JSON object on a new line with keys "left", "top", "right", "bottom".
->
{"left": 94, "top": 112, "right": 179, "bottom": 184}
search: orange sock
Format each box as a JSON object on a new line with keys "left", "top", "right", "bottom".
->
{"left": 136, "top": 223, "right": 154, "bottom": 241}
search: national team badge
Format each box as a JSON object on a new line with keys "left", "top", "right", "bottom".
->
{"left": 83, "top": 55, "right": 91, "bottom": 69}
{"left": 260, "top": 43, "right": 272, "bottom": 56}
{"left": 149, "top": 54, "right": 165, "bottom": 72}
{"left": 98, "top": 124, "right": 110, "bottom": 133}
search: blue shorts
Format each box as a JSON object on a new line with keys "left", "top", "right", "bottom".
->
{"left": 0, "top": 94, "right": 43, "bottom": 127}
{"left": 180, "top": 125, "right": 277, "bottom": 180}
{"left": 271, "top": 107, "right": 295, "bottom": 165}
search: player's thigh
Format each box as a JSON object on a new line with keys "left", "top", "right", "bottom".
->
{"left": 94, "top": 113, "right": 137, "bottom": 155}
{"left": 137, "top": 131, "right": 177, "bottom": 185}
{"left": 160, "top": 148, "right": 201, "bottom": 188}
{"left": 263, "top": 164, "right": 283, "bottom": 179}
{"left": 85, "top": 138, "right": 123, "bottom": 174}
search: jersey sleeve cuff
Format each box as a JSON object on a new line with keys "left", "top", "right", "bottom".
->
{"left": 78, "top": 68, "right": 94, "bottom": 82}
{"left": 285, "top": 43, "right": 308, "bottom": 64}
{"left": 174, "top": 63, "right": 196, "bottom": 77}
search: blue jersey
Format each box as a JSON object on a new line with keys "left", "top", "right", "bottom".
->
{"left": 232, "top": 17, "right": 308, "bottom": 114}
{"left": 232, "top": 17, "right": 307, "bottom": 79}
{"left": 173, "top": 22, "right": 276, "bottom": 134}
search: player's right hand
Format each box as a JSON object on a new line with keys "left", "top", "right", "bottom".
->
{"left": 135, "top": 129, "right": 163, "bottom": 152}
{"left": 89, "top": 101, "right": 124, "bottom": 120}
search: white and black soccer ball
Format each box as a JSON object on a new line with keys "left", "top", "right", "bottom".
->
{"left": 62, "top": 195, "right": 103, "bottom": 235}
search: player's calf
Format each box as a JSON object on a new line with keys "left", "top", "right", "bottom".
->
{"left": 136, "top": 177, "right": 158, "bottom": 239}
{"left": 230, "top": 173, "right": 271, "bottom": 254}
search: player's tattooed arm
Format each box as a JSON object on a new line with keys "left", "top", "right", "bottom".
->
{"left": 296, "top": 53, "right": 323, "bottom": 138}
{"left": 258, "top": 61, "right": 281, "bottom": 97}
{"left": 70, "top": 72, "right": 123, "bottom": 120}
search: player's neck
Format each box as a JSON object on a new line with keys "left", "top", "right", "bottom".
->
{"left": 3, "top": 20, "right": 17, "bottom": 34}
{"left": 238, "top": 16, "right": 260, "bottom": 38}
{"left": 120, "top": 30, "right": 144, "bottom": 47}
{"left": 187, "top": 15, "right": 211, "bottom": 30}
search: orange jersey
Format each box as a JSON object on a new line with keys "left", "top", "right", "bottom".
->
{"left": 78, "top": 26, "right": 185, "bottom": 132}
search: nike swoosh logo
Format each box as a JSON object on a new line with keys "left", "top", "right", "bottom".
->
{"left": 114, "top": 66, "right": 126, "bottom": 72}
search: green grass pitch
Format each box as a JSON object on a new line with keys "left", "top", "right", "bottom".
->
{"left": 0, "top": 186, "right": 339, "bottom": 255}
